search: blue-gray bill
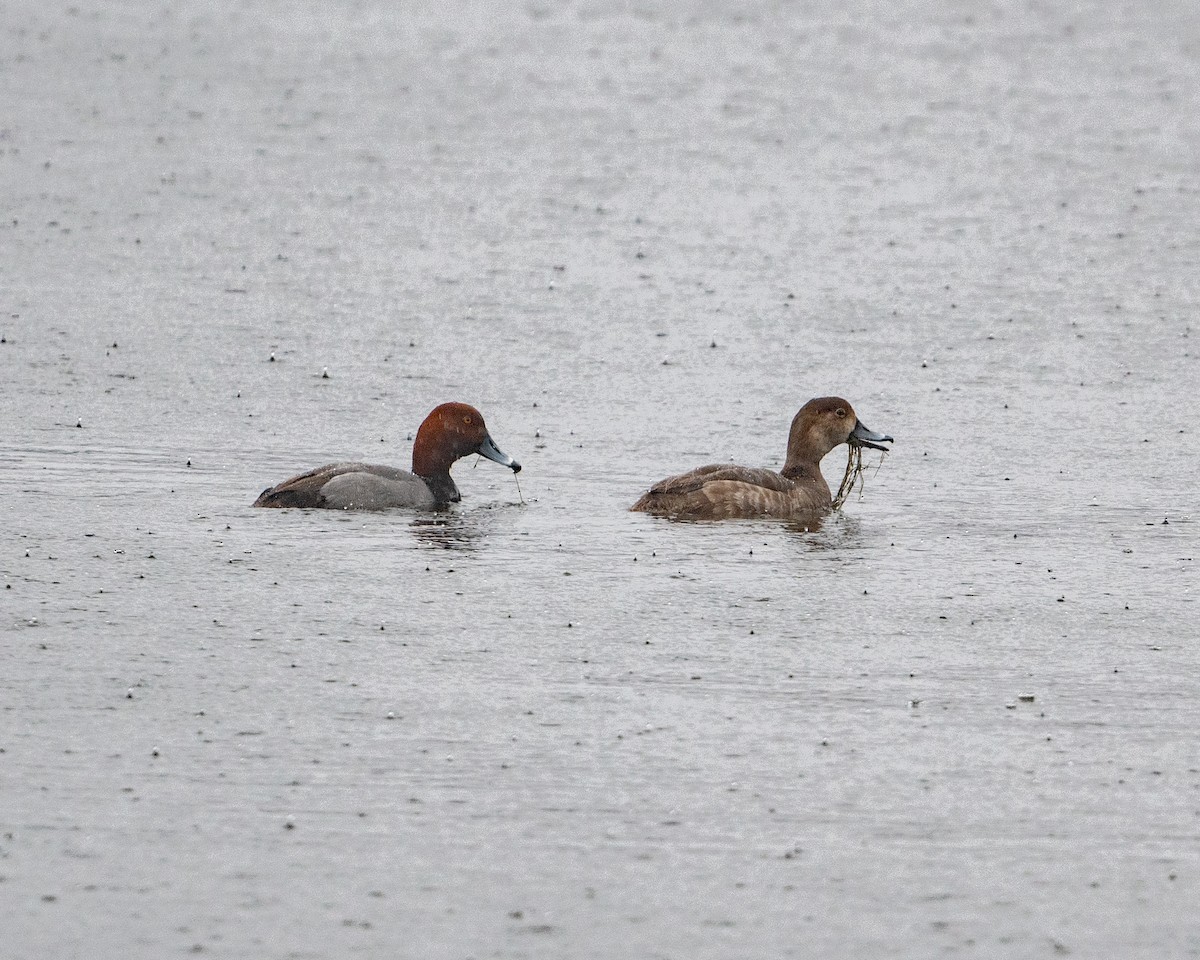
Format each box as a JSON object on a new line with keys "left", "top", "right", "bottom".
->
{"left": 849, "top": 420, "right": 893, "bottom": 452}
{"left": 477, "top": 434, "right": 522, "bottom": 472}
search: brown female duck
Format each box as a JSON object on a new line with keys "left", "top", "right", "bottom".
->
{"left": 631, "top": 397, "right": 891, "bottom": 520}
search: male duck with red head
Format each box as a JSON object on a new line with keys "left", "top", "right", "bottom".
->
{"left": 253, "top": 402, "right": 521, "bottom": 510}
{"left": 632, "top": 397, "right": 892, "bottom": 521}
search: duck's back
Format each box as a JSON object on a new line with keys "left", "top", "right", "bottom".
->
{"left": 632, "top": 464, "right": 826, "bottom": 520}
{"left": 253, "top": 462, "right": 438, "bottom": 510}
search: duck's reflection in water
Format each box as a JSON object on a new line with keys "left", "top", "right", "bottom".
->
{"left": 408, "top": 502, "right": 522, "bottom": 550}
{"left": 409, "top": 513, "right": 486, "bottom": 550}
{"left": 634, "top": 508, "right": 867, "bottom": 552}
{"left": 782, "top": 511, "right": 865, "bottom": 550}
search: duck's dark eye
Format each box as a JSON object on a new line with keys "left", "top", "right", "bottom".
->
{"left": 835, "top": 408, "right": 846, "bottom": 418}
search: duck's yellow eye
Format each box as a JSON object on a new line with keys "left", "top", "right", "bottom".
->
{"left": 463, "top": 415, "right": 473, "bottom": 425}
{"left": 835, "top": 408, "right": 846, "bottom": 418}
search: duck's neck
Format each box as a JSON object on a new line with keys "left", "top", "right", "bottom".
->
{"left": 412, "top": 421, "right": 453, "bottom": 478}
{"left": 421, "top": 473, "right": 461, "bottom": 505}
{"left": 780, "top": 458, "right": 831, "bottom": 505}
{"left": 412, "top": 430, "right": 460, "bottom": 503}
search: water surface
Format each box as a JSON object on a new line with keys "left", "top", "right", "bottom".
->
{"left": 3, "top": 1, "right": 1198, "bottom": 957}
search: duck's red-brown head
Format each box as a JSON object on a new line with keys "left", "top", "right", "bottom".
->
{"left": 411, "top": 402, "right": 521, "bottom": 479}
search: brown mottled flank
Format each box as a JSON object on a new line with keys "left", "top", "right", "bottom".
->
{"left": 631, "top": 397, "right": 892, "bottom": 520}
{"left": 253, "top": 402, "right": 521, "bottom": 510}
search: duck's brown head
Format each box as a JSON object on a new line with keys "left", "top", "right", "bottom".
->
{"left": 785, "top": 396, "right": 893, "bottom": 470}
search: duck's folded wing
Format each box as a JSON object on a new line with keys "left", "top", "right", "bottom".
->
{"left": 647, "top": 464, "right": 794, "bottom": 496}
{"left": 253, "top": 461, "right": 376, "bottom": 508}
{"left": 320, "top": 468, "right": 436, "bottom": 510}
